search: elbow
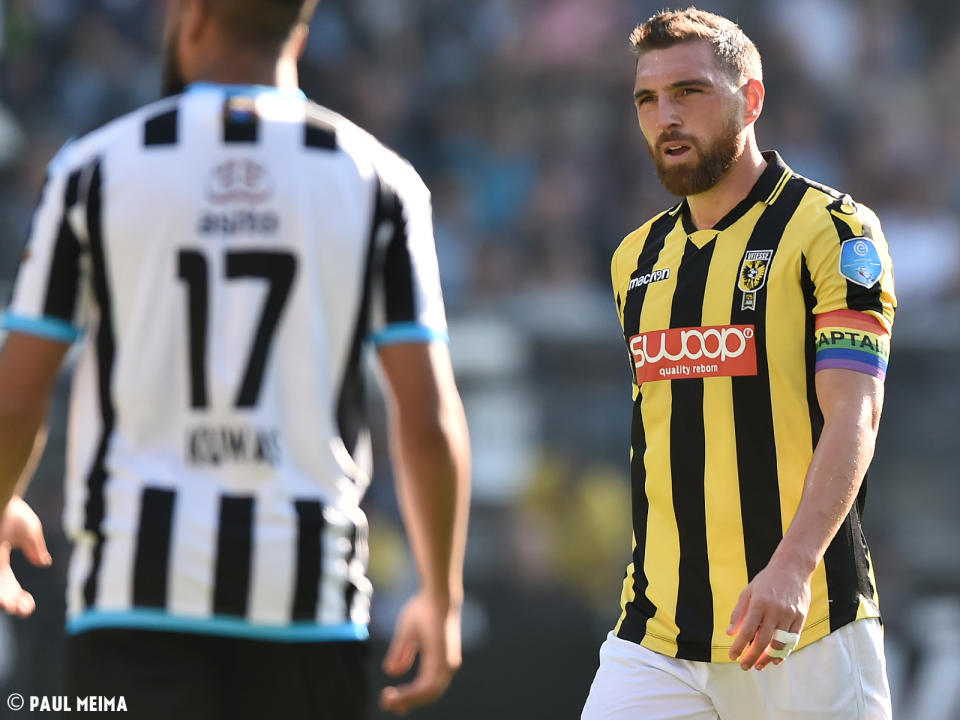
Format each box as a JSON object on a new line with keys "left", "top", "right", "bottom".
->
{"left": 405, "top": 401, "right": 462, "bottom": 446}
{"left": 0, "top": 394, "right": 43, "bottom": 429}
{"left": 396, "top": 394, "right": 468, "bottom": 455}
{"left": 0, "top": 372, "right": 49, "bottom": 434}
{"left": 858, "top": 390, "right": 883, "bottom": 439}
{"left": 404, "top": 415, "right": 449, "bottom": 450}
{"left": 868, "top": 397, "right": 883, "bottom": 434}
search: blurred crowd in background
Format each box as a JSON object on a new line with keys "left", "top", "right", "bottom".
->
{"left": 0, "top": 0, "right": 958, "bottom": 718}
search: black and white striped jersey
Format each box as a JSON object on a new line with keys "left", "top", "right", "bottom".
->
{"left": 3, "top": 83, "right": 448, "bottom": 641}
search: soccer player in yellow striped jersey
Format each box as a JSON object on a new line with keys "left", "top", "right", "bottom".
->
{"left": 582, "top": 9, "right": 895, "bottom": 720}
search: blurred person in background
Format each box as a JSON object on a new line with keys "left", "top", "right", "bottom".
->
{"left": 582, "top": 8, "right": 896, "bottom": 719}
{"left": 0, "top": 0, "right": 470, "bottom": 717}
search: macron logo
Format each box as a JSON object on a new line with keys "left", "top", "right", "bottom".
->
{"left": 628, "top": 268, "right": 670, "bottom": 292}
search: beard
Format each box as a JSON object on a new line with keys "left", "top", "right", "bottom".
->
{"left": 161, "top": 16, "right": 187, "bottom": 97}
{"left": 647, "top": 113, "right": 744, "bottom": 197}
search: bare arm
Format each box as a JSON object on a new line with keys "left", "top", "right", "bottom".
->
{"left": 728, "top": 368, "right": 883, "bottom": 670}
{"left": 0, "top": 332, "right": 64, "bottom": 616}
{"left": 0, "top": 333, "right": 69, "bottom": 511}
{"left": 376, "top": 340, "right": 470, "bottom": 714}
{"left": 773, "top": 368, "right": 882, "bottom": 576}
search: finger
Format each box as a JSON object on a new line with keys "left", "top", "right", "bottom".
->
{"left": 0, "top": 587, "right": 34, "bottom": 618}
{"left": 379, "top": 685, "right": 409, "bottom": 716}
{"left": 755, "top": 633, "right": 787, "bottom": 672}
{"left": 728, "top": 603, "right": 762, "bottom": 661}
{"left": 770, "top": 616, "right": 806, "bottom": 667}
{"left": 755, "top": 648, "right": 776, "bottom": 672}
{"left": 21, "top": 522, "right": 52, "bottom": 568}
{"left": 756, "top": 641, "right": 781, "bottom": 671}
{"left": 0, "top": 544, "right": 37, "bottom": 618}
{"left": 739, "top": 617, "right": 779, "bottom": 670}
{"left": 14, "top": 591, "right": 36, "bottom": 618}
{"left": 383, "top": 627, "right": 419, "bottom": 677}
{"left": 0, "top": 546, "right": 17, "bottom": 606}
{"left": 380, "top": 664, "right": 450, "bottom": 715}
{"left": 756, "top": 633, "right": 796, "bottom": 671}
{"left": 727, "top": 587, "right": 751, "bottom": 636}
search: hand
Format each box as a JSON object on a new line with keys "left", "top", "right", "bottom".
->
{"left": 726, "top": 555, "right": 811, "bottom": 671}
{"left": 380, "top": 591, "right": 462, "bottom": 715}
{"left": 0, "top": 496, "right": 52, "bottom": 617}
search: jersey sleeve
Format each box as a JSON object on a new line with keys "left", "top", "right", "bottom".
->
{"left": 2, "top": 145, "right": 90, "bottom": 344}
{"left": 805, "top": 198, "right": 897, "bottom": 380}
{"left": 611, "top": 244, "right": 626, "bottom": 330}
{"left": 368, "top": 161, "right": 448, "bottom": 346}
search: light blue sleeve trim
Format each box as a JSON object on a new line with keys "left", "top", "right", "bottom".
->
{"left": 1, "top": 312, "right": 82, "bottom": 344}
{"left": 370, "top": 322, "right": 449, "bottom": 347}
{"left": 66, "top": 609, "right": 369, "bottom": 643}
{"left": 186, "top": 82, "right": 307, "bottom": 101}
{"left": 47, "top": 137, "right": 77, "bottom": 175}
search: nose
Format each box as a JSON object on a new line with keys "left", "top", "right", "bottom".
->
{"left": 656, "top": 96, "right": 681, "bottom": 132}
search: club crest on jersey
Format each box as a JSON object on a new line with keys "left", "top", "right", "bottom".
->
{"left": 206, "top": 158, "right": 274, "bottom": 205}
{"left": 839, "top": 237, "right": 883, "bottom": 288}
{"left": 738, "top": 249, "right": 773, "bottom": 311}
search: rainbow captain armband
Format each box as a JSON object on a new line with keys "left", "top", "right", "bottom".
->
{"left": 814, "top": 309, "right": 890, "bottom": 381}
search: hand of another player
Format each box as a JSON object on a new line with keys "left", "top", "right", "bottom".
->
{"left": 726, "top": 555, "right": 811, "bottom": 671}
{"left": 0, "top": 496, "right": 52, "bottom": 617}
{"left": 380, "top": 591, "right": 462, "bottom": 715}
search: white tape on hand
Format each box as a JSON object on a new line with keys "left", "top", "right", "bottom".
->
{"left": 767, "top": 629, "right": 801, "bottom": 659}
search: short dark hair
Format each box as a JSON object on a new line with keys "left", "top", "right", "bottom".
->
{"left": 205, "top": 0, "right": 321, "bottom": 53}
{"left": 629, "top": 7, "right": 762, "bottom": 84}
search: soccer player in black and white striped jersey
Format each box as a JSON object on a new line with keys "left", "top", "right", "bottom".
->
{"left": 0, "top": 1, "right": 471, "bottom": 717}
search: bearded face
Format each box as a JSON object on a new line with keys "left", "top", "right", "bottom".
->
{"left": 646, "top": 104, "right": 745, "bottom": 197}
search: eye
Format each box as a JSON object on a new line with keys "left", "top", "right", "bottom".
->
{"left": 636, "top": 95, "right": 653, "bottom": 107}
{"left": 678, "top": 87, "right": 701, "bottom": 97}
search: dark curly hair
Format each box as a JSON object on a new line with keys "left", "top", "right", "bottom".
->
{"left": 629, "top": 7, "right": 762, "bottom": 84}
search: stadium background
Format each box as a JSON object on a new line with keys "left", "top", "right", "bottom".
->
{"left": 0, "top": 0, "right": 958, "bottom": 717}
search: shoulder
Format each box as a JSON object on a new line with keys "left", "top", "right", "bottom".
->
{"left": 786, "top": 172, "right": 881, "bottom": 234}
{"left": 47, "top": 95, "right": 182, "bottom": 178}
{"left": 777, "top": 172, "right": 884, "bottom": 256}
{"left": 304, "top": 100, "right": 429, "bottom": 201}
{"left": 613, "top": 204, "right": 679, "bottom": 269}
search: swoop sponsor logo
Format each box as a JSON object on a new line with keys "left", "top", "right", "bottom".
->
{"left": 629, "top": 324, "right": 758, "bottom": 384}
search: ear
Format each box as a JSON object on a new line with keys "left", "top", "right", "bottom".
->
{"left": 286, "top": 22, "right": 310, "bottom": 62}
{"left": 181, "top": 0, "right": 210, "bottom": 44}
{"left": 742, "top": 78, "right": 765, "bottom": 126}
{"left": 276, "top": 23, "right": 308, "bottom": 90}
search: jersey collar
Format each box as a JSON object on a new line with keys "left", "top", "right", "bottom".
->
{"left": 185, "top": 82, "right": 307, "bottom": 101}
{"left": 677, "top": 150, "right": 794, "bottom": 234}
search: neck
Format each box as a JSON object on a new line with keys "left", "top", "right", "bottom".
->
{"left": 686, "top": 140, "right": 766, "bottom": 230}
{"left": 187, "top": 52, "right": 299, "bottom": 91}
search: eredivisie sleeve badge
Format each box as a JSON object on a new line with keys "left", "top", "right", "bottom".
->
{"left": 738, "top": 249, "right": 773, "bottom": 311}
{"left": 839, "top": 237, "right": 883, "bottom": 288}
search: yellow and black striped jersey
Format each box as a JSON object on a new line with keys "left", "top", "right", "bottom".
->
{"left": 610, "top": 152, "right": 896, "bottom": 662}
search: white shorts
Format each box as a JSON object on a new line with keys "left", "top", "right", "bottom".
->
{"left": 582, "top": 618, "right": 891, "bottom": 720}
